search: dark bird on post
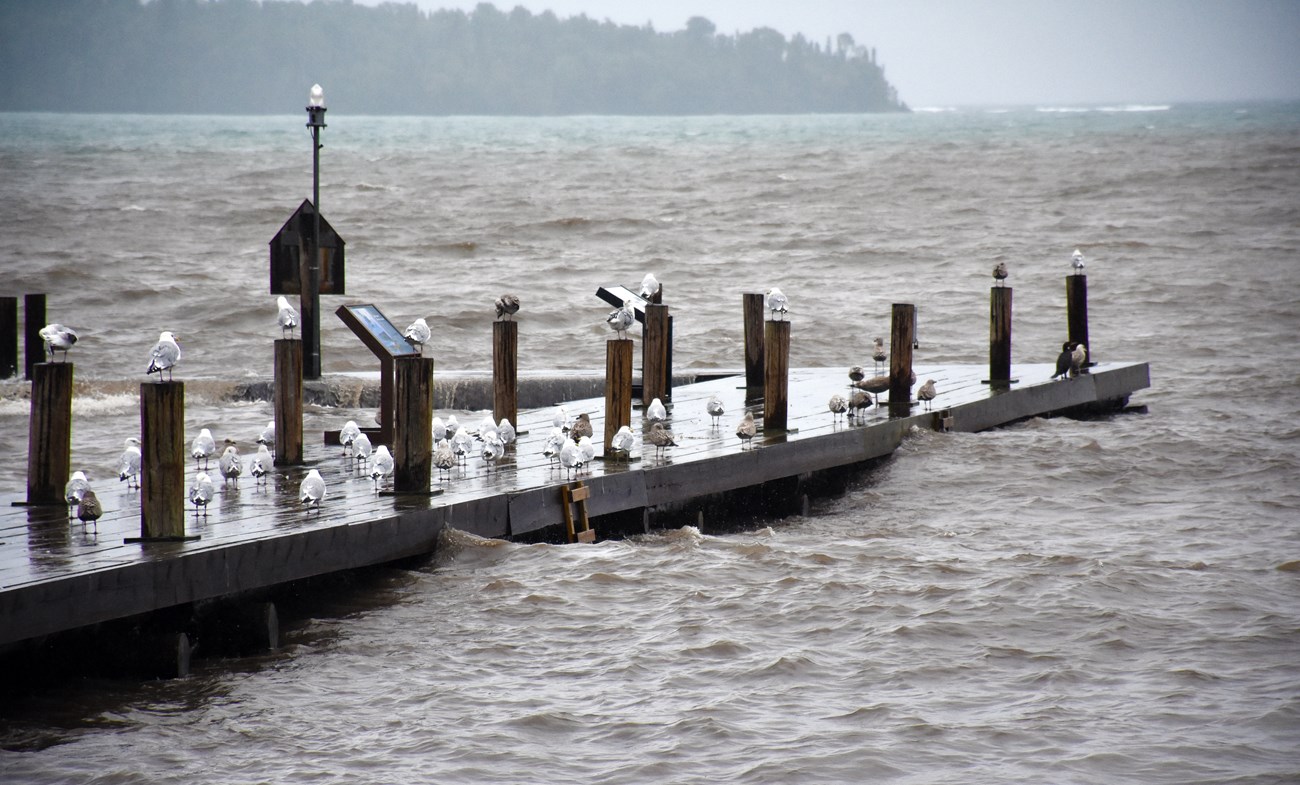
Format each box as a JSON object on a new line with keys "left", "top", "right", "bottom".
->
{"left": 39, "top": 324, "right": 78, "bottom": 362}
{"left": 918, "top": 379, "right": 937, "bottom": 411}
{"left": 993, "top": 261, "right": 1008, "bottom": 287}
{"left": 495, "top": 293, "right": 520, "bottom": 321}
{"left": 1053, "top": 342, "right": 1074, "bottom": 380}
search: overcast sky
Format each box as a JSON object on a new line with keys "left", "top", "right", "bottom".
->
{"left": 353, "top": 0, "right": 1300, "bottom": 106}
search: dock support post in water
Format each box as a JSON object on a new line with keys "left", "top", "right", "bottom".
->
{"left": 23, "top": 293, "right": 44, "bottom": 381}
{"left": 134, "top": 381, "right": 194, "bottom": 541}
{"left": 493, "top": 320, "right": 518, "bottom": 428}
{"left": 394, "top": 355, "right": 434, "bottom": 493}
{"left": 0, "top": 296, "right": 16, "bottom": 379}
{"left": 889, "top": 303, "right": 916, "bottom": 417}
{"left": 764, "top": 319, "right": 791, "bottom": 431}
{"left": 743, "top": 292, "right": 765, "bottom": 401}
{"left": 274, "top": 339, "right": 304, "bottom": 465}
{"left": 604, "top": 338, "right": 633, "bottom": 453}
{"left": 643, "top": 302, "right": 670, "bottom": 405}
{"left": 25, "top": 362, "right": 73, "bottom": 505}
{"left": 988, "top": 286, "right": 1014, "bottom": 385}
{"left": 1067, "top": 274, "right": 1090, "bottom": 365}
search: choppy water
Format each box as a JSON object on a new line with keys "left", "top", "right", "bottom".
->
{"left": 1, "top": 104, "right": 1299, "bottom": 783}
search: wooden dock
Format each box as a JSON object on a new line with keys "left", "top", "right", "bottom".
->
{"left": 0, "top": 361, "right": 1148, "bottom": 650}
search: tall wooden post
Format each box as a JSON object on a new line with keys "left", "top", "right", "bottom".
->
{"left": 0, "top": 296, "right": 16, "bottom": 379}
{"left": 643, "top": 303, "right": 670, "bottom": 405}
{"left": 140, "top": 381, "right": 186, "bottom": 539}
{"left": 889, "top": 303, "right": 915, "bottom": 417}
{"left": 989, "top": 287, "right": 1013, "bottom": 384}
{"left": 493, "top": 320, "right": 518, "bottom": 427}
{"left": 1067, "top": 275, "right": 1090, "bottom": 365}
{"left": 394, "top": 355, "right": 433, "bottom": 493}
{"left": 274, "top": 339, "right": 303, "bottom": 465}
{"left": 604, "top": 338, "right": 634, "bottom": 452}
{"left": 764, "top": 320, "right": 791, "bottom": 431}
{"left": 24, "top": 293, "right": 45, "bottom": 381}
{"left": 743, "top": 293, "right": 765, "bottom": 400}
{"left": 26, "top": 362, "right": 73, "bottom": 505}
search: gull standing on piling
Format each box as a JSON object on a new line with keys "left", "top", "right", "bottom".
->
{"left": 145, "top": 331, "right": 181, "bottom": 382}
{"left": 218, "top": 445, "right": 243, "bottom": 487}
{"left": 189, "top": 471, "right": 215, "bottom": 516}
{"left": 117, "top": 437, "right": 142, "bottom": 488}
{"left": 404, "top": 318, "right": 431, "bottom": 353}
{"left": 606, "top": 300, "right": 635, "bottom": 340}
{"left": 609, "top": 425, "right": 635, "bottom": 462}
{"left": 276, "top": 296, "right": 299, "bottom": 338}
{"left": 873, "top": 338, "right": 887, "bottom": 375}
{"left": 39, "top": 324, "right": 78, "bottom": 362}
{"left": 191, "top": 428, "right": 216, "bottom": 469}
{"left": 1072, "top": 248, "right": 1086, "bottom": 275}
{"left": 370, "top": 445, "right": 395, "bottom": 490}
{"left": 639, "top": 273, "right": 660, "bottom": 301}
{"left": 918, "top": 379, "right": 938, "bottom": 411}
{"left": 339, "top": 420, "right": 361, "bottom": 454}
{"left": 646, "top": 422, "right": 677, "bottom": 461}
{"left": 993, "top": 261, "right": 1009, "bottom": 287}
{"left": 828, "top": 393, "right": 848, "bottom": 422}
{"left": 736, "top": 411, "right": 757, "bottom": 449}
{"left": 76, "top": 488, "right": 102, "bottom": 531}
{"left": 495, "top": 293, "right": 520, "bottom": 321}
{"left": 765, "top": 287, "right": 789, "bottom": 321}
{"left": 64, "top": 470, "right": 91, "bottom": 518}
{"left": 250, "top": 443, "right": 271, "bottom": 485}
{"left": 646, "top": 397, "right": 667, "bottom": 423}
{"left": 299, "top": 468, "right": 326, "bottom": 512}
{"left": 706, "top": 395, "right": 725, "bottom": 427}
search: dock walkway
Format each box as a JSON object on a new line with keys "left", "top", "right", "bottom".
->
{"left": 1, "top": 361, "right": 1148, "bottom": 648}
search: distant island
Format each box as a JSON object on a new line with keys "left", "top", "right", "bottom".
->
{"left": 0, "top": 0, "right": 907, "bottom": 115}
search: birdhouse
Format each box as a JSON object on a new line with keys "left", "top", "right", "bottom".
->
{"left": 269, "top": 199, "right": 346, "bottom": 295}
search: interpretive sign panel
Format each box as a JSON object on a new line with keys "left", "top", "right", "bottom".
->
{"left": 336, "top": 304, "right": 419, "bottom": 359}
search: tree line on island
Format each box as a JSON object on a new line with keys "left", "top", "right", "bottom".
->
{"left": 0, "top": 0, "right": 908, "bottom": 115}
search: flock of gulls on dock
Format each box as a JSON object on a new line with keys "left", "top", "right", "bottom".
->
{"left": 44, "top": 253, "right": 1090, "bottom": 520}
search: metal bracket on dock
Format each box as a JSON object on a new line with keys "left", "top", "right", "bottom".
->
{"left": 561, "top": 482, "right": 596, "bottom": 544}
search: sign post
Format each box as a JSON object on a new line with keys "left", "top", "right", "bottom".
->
{"left": 334, "top": 304, "right": 420, "bottom": 446}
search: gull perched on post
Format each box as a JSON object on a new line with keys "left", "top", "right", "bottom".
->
{"left": 1072, "top": 248, "right": 1086, "bottom": 275}
{"left": 765, "top": 287, "right": 789, "bottom": 321}
{"left": 39, "top": 324, "right": 78, "bottom": 362}
{"left": 639, "top": 273, "right": 660, "bottom": 301}
{"left": 606, "top": 300, "right": 635, "bottom": 340}
{"left": 404, "top": 318, "right": 431, "bottom": 353}
{"left": 145, "top": 331, "right": 181, "bottom": 382}
{"left": 495, "top": 293, "right": 520, "bottom": 321}
{"left": 993, "top": 261, "right": 1008, "bottom": 287}
{"left": 276, "top": 296, "right": 299, "bottom": 338}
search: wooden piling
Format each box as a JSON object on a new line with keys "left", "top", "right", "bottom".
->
{"left": 764, "top": 319, "right": 791, "bottom": 431}
{"left": 604, "top": 338, "right": 634, "bottom": 452}
{"left": 273, "top": 339, "right": 303, "bottom": 466}
{"left": 643, "top": 303, "right": 670, "bottom": 405}
{"left": 24, "top": 293, "right": 45, "bottom": 381}
{"left": 989, "top": 287, "right": 1013, "bottom": 384}
{"left": 493, "top": 320, "right": 518, "bottom": 427}
{"left": 1, "top": 296, "right": 16, "bottom": 379}
{"left": 25, "top": 362, "right": 73, "bottom": 505}
{"left": 393, "top": 355, "right": 434, "bottom": 493}
{"left": 743, "top": 293, "right": 765, "bottom": 399}
{"left": 889, "top": 303, "right": 916, "bottom": 417}
{"left": 1067, "top": 275, "right": 1090, "bottom": 365}
{"left": 139, "top": 381, "right": 187, "bottom": 539}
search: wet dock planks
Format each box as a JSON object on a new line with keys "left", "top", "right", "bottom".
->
{"left": 0, "top": 361, "right": 1149, "bottom": 648}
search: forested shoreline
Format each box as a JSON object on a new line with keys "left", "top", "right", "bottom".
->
{"left": 0, "top": 0, "right": 907, "bottom": 115}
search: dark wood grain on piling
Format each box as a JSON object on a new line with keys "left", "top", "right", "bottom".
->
{"left": 889, "top": 303, "right": 915, "bottom": 417}
{"left": 23, "top": 293, "right": 44, "bottom": 381}
{"left": 0, "top": 296, "right": 17, "bottom": 379}
{"left": 1067, "top": 275, "right": 1090, "bottom": 365}
{"left": 493, "top": 320, "right": 518, "bottom": 427}
{"left": 140, "top": 381, "right": 186, "bottom": 539}
{"left": 26, "top": 362, "right": 73, "bottom": 505}
{"left": 743, "top": 293, "right": 765, "bottom": 397}
{"left": 643, "top": 303, "right": 670, "bottom": 404}
{"left": 763, "top": 320, "right": 791, "bottom": 430}
{"left": 604, "top": 339, "right": 633, "bottom": 451}
{"left": 274, "top": 339, "right": 304, "bottom": 465}
{"left": 990, "top": 287, "right": 1012, "bottom": 383}
{"left": 394, "top": 356, "right": 434, "bottom": 493}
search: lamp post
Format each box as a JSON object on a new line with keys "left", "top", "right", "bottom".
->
{"left": 304, "top": 84, "right": 327, "bottom": 380}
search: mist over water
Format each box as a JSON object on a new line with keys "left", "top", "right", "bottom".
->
{"left": 1, "top": 104, "right": 1298, "bottom": 783}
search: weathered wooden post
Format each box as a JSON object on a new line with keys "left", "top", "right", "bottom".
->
{"left": 493, "top": 320, "right": 518, "bottom": 428}
{"left": 138, "top": 381, "right": 188, "bottom": 540}
{"left": 643, "top": 303, "right": 670, "bottom": 405}
{"left": 764, "top": 320, "right": 791, "bottom": 431}
{"left": 888, "top": 303, "right": 916, "bottom": 417}
{"left": 1, "top": 296, "right": 17, "bottom": 379}
{"left": 989, "top": 286, "right": 1013, "bottom": 385}
{"left": 24, "top": 293, "right": 45, "bottom": 381}
{"left": 743, "top": 293, "right": 765, "bottom": 400}
{"left": 1067, "top": 274, "right": 1090, "bottom": 365}
{"left": 274, "top": 339, "right": 303, "bottom": 465}
{"left": 393, "top": 355, "right": 433, "bottom": 493}
{"left": 604, "top": 338, "right": 633, "bottom": 452}
{"left": 26, "top": 362, "right": 73, "bottom": 505}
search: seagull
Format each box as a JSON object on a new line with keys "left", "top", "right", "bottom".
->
{"left": 559, "top": 437, "right": 583, "bottom": 478}
{"left": 570, "top": 412, "right": 593, "bottom": 441}
{"left": 577, "top": 435, "right": 596, "bottom": 469}
{"left": 250, "top": 444, "right": 271, "bottom": 485}
{"left": 736, "top": 411, "right": 757, "bottom": 449}
{"left": 145, "top": 331, "right": 181, "bottom": 382}
{"left": 646, "top": 397, "right": 667, "bottom": 423}
{"left": 189, "top": 471, "right": 215, "bottom": 517}
{"left": 853, "top": 375, "right": 891, "bottom": 395}
{"left": 1072, "top": 248, "right": 1086, "bottom": 275}
{"left": 276, "top": 296, "right": 299, "bottom": 338}
{"left": 475, "top": 415, "right": 499, "bottom": 443}
{"left": 481, "top": 431, "right": 505, "bottom": 470}
{"left": 646, "top": 422, "right": 677, "bottom": 461}
{"left": 1071, "top": 343, "right": 1088, "bottom": 376}
{"left": 1053, "top": 342, "right": 1075, "bottom": 381}
{"left": 190, "top": 428, "right": 216, "bottom": 469}
{"left": 218, "top": 445, "right": 243, "bottom": 486}
{"left": 339, "top": 420, "right": 361, "bottom": 454}
{"left": 765, "top": 287, "right": 789, "bottom": 321}
{"left": 497, "top": 418, "right": 517, "bottom": 445}
{"left": 434, "top": 438, "right": 456, "bottom": 481}
{"left": 828, "top": 393, "right": 848, "bottom": 422}
{"left": 64, "top": 470, "right": 91, "bottom": 518}
{"left": 452, "top": 428, "right": 474, "bottom": 465}
{"left": 353, "top": 432, "right": 372, "bottom": 466}
{"left": 76, "top": 488, "right": 103, "bottom": 531}
{"left": 495, "top": 293, "right": 521, "bottom": 321}
{"left": 639, "top": 272, "right": 660, "bottom": 301}
{"left": 848, "top": 366, "right": 866, "bottom": 384}
{"left": 257, "top": 420, "right": 275, "bottom": 450}
{"left": 299, "top": 468, "right": 326, "bottom": 512}
{"left": 445, "top": 415, "right": 460, "bottom": 440}
{"left": 370, "top": 445, "right": 395, "bottom": 490}
{"left": 872, "top": 338, "right": 887, "bottom": 374}
{"left": 404, "top": 317, "right": 431, "bottom": 353}
{"left": 609, "top": 425, "right": 635, "bottom": 462}
{"left": 706, "top": 395, "right": 725, "bottom": 427}
{"left": 918, "top": 379, "right": 938, "bottom": 411}
{"left": 117, "top": 437, "right": 142, "bottom": 488}
{"left": 849, "top": 390, "right": 873, "bottom": 418}
{"left": 993, "top": 261, "right": 1008, "bottom": 287}
{"left": 432, "top": 416, "right": 447, "bottom": 442}
{"left": 39, "top": 324, "right": 78, "bottom": 362}
{"left": 606, "top": 300, "right": 635, "bottom": 340}
{"left": 552, "top": 406, "right": 572, "bottom": 432}
{"left": 542, "top": 427, "right": 566, "bottom": 466}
